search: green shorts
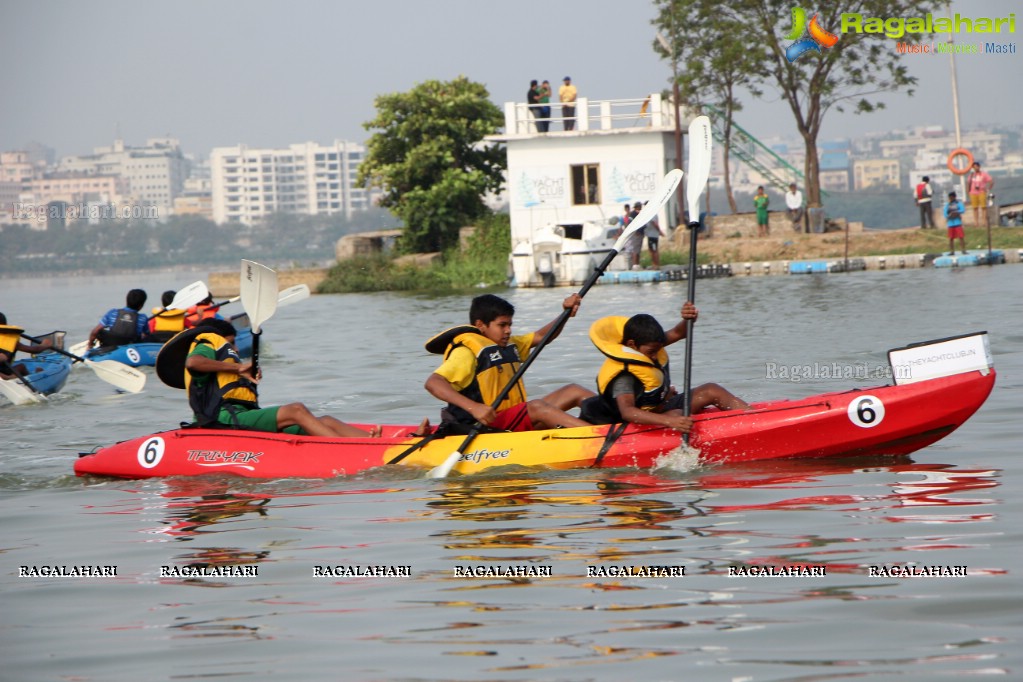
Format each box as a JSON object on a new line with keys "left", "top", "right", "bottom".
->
{"left": 217, "top": 405, "right": 304, "bottom": 434}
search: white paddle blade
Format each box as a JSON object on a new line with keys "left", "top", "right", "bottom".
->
{"left": 611, "top": 168, "right": 684, "bottom": 251}
{"left": 0, "top": 377, "right": 45, "bottom": 405}
{"left": 69, "top": 340, "right": 90, "bottom": 358}
{"left": 86, "top": 360, "right": 147, "bottom": 393}
{"left": 428, "top": 451, "right": 462, "bottom": 479}
{"left": 168, "top": 280, "right": 210, "bottom": 310}
{"left": 686, "top": 115, "right": 713, "bottom": 221}
{"left": 240, "top": 260, "right": 279, "bottom": 334}
{"left": 277, "top": 284, "right": 311, "bottom": 308}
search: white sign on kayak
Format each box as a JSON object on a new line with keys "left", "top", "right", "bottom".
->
{"left": 137, "top": 436, "right": 165, "bottom": 469}
{"left": 888, "top": 332, "right": 992, "bottom": 385}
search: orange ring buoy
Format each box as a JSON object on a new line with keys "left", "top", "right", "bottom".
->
{"left": 947, "top": 148, "right": 973, "bottom": 175}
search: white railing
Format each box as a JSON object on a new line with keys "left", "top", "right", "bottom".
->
{"left": 503, "top": 95, "right": 678, "bottom": 136}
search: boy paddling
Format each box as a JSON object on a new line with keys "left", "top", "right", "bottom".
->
{"left": 171, "top": 319, "right": 380, "bottom": 437}
{"left": 425, "top": 294, "right": 594, "bottom": 433}
{"left": 580, "top": 303, "right": 749, "bottom": 432}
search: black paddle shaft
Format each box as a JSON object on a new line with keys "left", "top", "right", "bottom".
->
{"left": 251, "top": 333, "right": 261, "bottom": 379}
{"left": 445, "top": 247, "right": 622, "bottom": 458}
{"left": 21, "top": 333, "right": 87, "bottom": 365}
{"left": 480, "top": 246, "right": 618, "bottom": 415}
{"left": 681, "top": 220, "right": 700, "bottom": 442}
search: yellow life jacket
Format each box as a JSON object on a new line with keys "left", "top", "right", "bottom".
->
{"left": 150, "top": 306, "right": 186, "bottom": 334}
{"left": 590, "top": 316, "right": 670, "bottom": 411}
{"left": 185, "top": 332, "right": 257, "bottom": 426}
{"left": 426, "top": 326, "right": 529, "bottom": 424}
{"left": 0, "top": 324, "right": 25, "bottom": 359}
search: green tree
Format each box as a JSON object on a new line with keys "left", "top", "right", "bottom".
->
{"left": 657, "top": 0, "right": 942, "bottom": 209}
{"left": 654, "top": 0, "right": 766, "bottom": 213}
{"left": 751, "top": 0, "right": 945, "bottom": 209}
{"left": 358, "top": 76, "right": 506, "bottom": 253}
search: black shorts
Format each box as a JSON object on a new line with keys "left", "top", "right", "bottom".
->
{"left": 647, "top": 237, "right": 659, "bottom": 252}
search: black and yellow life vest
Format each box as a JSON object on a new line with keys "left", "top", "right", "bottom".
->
{"left": 425, "top": 325, "right": 529, "bottom": 425}
{"left": 0, "top": 324, "right": 25, "bottom": 362}
{"left": 185, "top": 332, "right": 258, "bottom": 427}
{"left": 106, "top": 308, "right": 140, "bottom": 346}
{"left": 580, "top": 316, "right": 670, "bottom": 424}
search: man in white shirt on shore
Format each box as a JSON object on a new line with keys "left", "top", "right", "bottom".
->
{"left": 785, "top": 183, "right": 804, "bottom": 233}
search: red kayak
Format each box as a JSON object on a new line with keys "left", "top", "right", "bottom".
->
{"left": 74, "top": 332, "right": 995, "bottom": 479}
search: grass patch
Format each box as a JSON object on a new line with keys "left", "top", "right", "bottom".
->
{"left": 319, "top": 214, "right": 511, "bottom": 294}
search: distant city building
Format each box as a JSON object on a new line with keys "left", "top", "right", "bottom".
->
{"left": 13, "top": 172, "right": 133, "bottom": 227}
{"left": 0, "top": 150, "right": 42, "bottom": 186}
{"left": 58, "top": 137, "right": 188, "bottom": 217}
{"left": 853, "top": 158, "right": 901, "bottom": 190}
{"left": 0, "top": 181, "right": 20, "bottom": 224}
{"left": 22, "top": 142, "right": 56, "bottom": 168}
{"left": 819, "top": 169, "right": 851, "bottom": 193}
{"left": 173, "top": 176, "right": 214, "bottom": 220}
{"left": 209, "top": 140, "right": 372, "bottom": 226}
{"left": 880, "top": 130, "right": 1003, "bottom": 165}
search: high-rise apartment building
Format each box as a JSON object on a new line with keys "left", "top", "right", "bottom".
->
{"left": 209, "top": 140, "right": 372, "bottom": 225}
{"left": 58, "top": 138, "right": 187, "bottom": 216}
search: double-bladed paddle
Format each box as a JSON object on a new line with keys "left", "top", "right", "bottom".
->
{"left": 0, "top": 371, "right": 46, "bottom": 405}
{"left": 681, "top": 115, "right": 713, "bottom": 444}
{"left": 230, "top": 284, "right": 311, "bottom": 321}
{"left": 20, "top": 333, "right": 146, "bottom": 393}
{"left": 426, "top": 168, "right": 685, "bottom": 479}
{"left": 240, "top": 259, "right": 279, "bottom": 378}
{"left": 150, "top": 280, "right": 211, "bottom": 318}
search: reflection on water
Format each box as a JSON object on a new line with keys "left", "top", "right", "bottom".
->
{"left": 412, "top": 457, "right": 1006, "bottom": 585}
{"left": 61, "top": 456, "right": 1011, "bottom": 677}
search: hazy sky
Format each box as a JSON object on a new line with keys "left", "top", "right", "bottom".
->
{"left": 1, "top": 0, "right": 1019, "bottom": 160}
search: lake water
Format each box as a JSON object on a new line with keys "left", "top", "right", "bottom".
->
{"left": 1, "top": 265, "right": 1020, "bottom": 681}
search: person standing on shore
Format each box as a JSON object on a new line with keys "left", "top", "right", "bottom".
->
{"left": 643, "top": 201, "right": 664, "bottom": 269}
{"left": 559, "top": 77, "right": 577, "bottom": 131}
{"left": 967, "top": 161, "right": 994, "bottom": 227}
{"left": 944, "top": 191, "right": 967, "bottom": 256}
{"left": 753, "top": 186, "right": 770, "bottom": 237}
{"left": 785, "top": 183, "right": 804, "bottom": 233}
{"left": 915, "top": 176, "right": 934, "bottom": 229}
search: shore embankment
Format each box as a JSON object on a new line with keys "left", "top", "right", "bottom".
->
{"left": 207, "top": 227, "right": 1022, "bottom": 294}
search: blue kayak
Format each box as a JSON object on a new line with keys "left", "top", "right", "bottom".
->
{"left": 20, "top": 351, "right": 74, "bottom": 395}
{"left": 85, "top": 325, "right": 254, "bottom": 367}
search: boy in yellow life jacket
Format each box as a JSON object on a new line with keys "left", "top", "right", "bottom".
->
{"left": 0, "top": 312, "right": 52, "bottom": 379}
{"left": 424, "top": 293, "right": 595, "bottom": 433}
{"left": 579, "top": 303, "right": 750, "bottom": 431}
{"left": 181, "top": 319, "right": 379, "bottom": 437}
{"left": 148, "top": 290, "right": 186, "bottom": 342}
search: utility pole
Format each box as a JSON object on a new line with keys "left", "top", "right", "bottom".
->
{"left": 948, "top": 6, "right": 966, "bottom": 202}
